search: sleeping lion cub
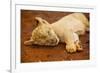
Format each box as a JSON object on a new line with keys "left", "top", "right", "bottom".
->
{"left": 24, "top": 13, "right": 89, "bottom": 53}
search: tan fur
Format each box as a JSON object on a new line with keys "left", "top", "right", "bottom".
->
{"left": 51, "top": 13, "right": 89, "bottom": 53}
{"left": 24, "top": 13, "right": 89, "bottom": 53}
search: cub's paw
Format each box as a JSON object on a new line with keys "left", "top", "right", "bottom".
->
{"left": 66, "top": 45, "right": 77, "bottom": 53}
{"left": 75, "top": 40, "right": 83, "bottom": 51}
{"left": 24, "top": 40, "right": 33, "bottom": 46}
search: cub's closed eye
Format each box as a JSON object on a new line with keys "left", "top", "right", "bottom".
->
{"left": 42, "top": 20, "right": 46, "bottom": 24}
{"left": 47, "top": 30, "right": 51, "bottom": 35}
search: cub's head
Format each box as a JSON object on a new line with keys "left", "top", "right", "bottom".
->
{"left": 24, "top": 17, "right": 59, "bottom": 46}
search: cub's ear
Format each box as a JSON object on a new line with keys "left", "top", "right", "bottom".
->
{"left": 35, "top": 17, "right": 41, "bottom": 26}
{"left": 35, "top": 17, "right": 42, "bottom": 21}
{"left": 35, "top": 17, "right": 50, "bottom": 25}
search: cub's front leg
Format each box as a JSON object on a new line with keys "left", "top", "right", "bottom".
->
{"left": 64, "top": 31, "right": 83, "bottom": 53}
{"left": 64, "top": 30, "right": 77, "bottom": 53}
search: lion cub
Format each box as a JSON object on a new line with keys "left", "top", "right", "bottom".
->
{"left": 24, "top": 13, "right": 89, "bottom": 53}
